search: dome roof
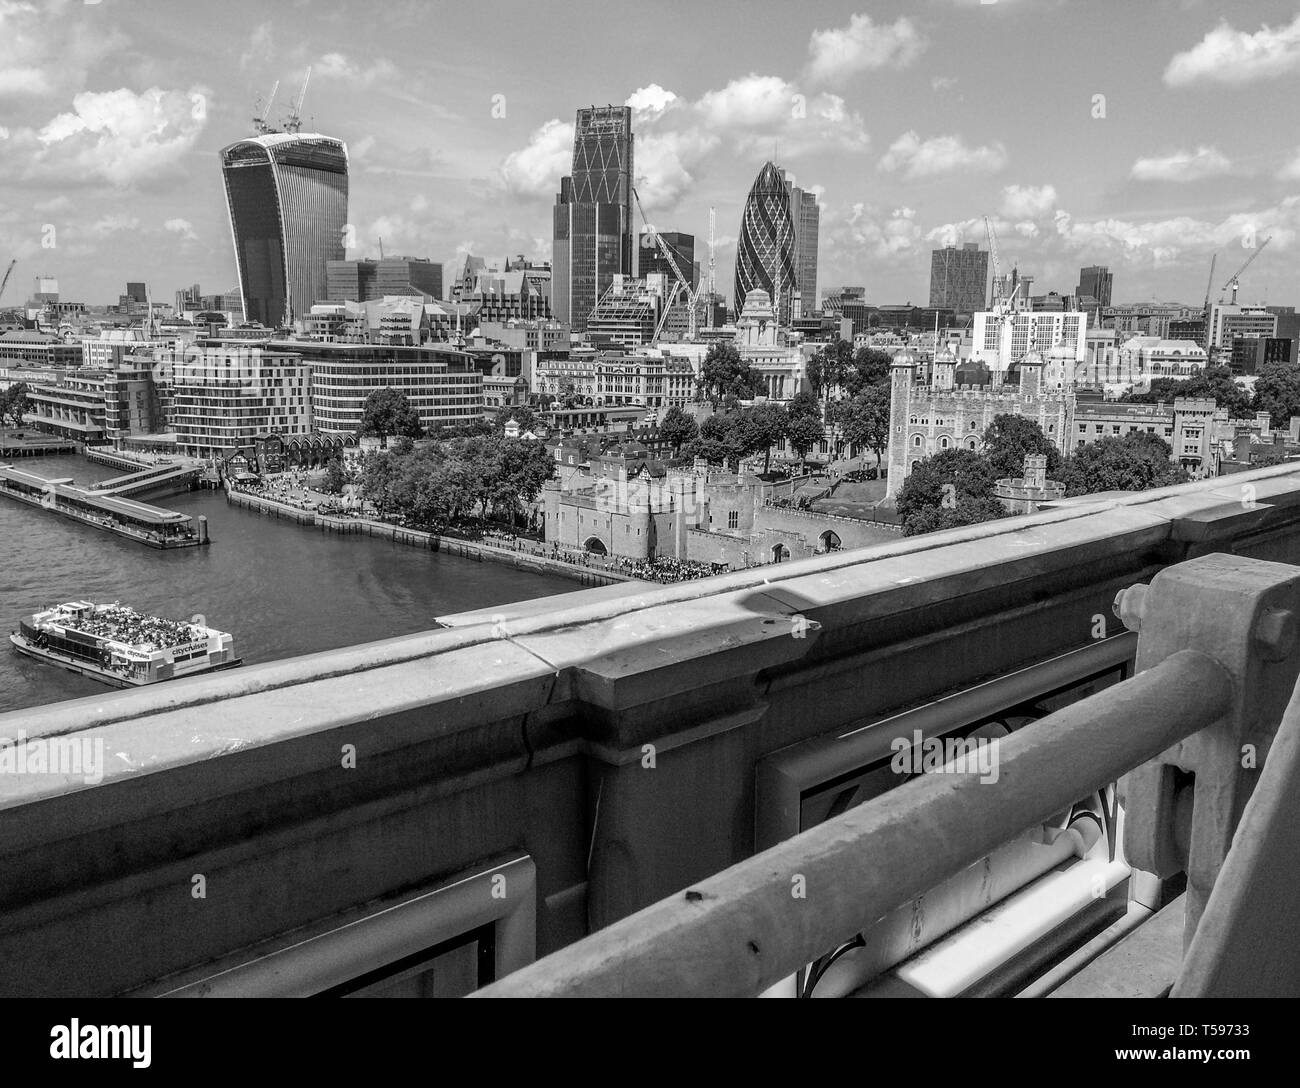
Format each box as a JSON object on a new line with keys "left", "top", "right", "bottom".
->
{"left": 934, "top": 346, "right": 958, "bottom": 363}
{"left": 1008, "top": 350, "right": 1045, "bottom": 372}
{"left": 1046, "top": 344, "right": 1075, "bottom": 359}
{"left": 891, "top": 349, "right": 917, "bottom": 367}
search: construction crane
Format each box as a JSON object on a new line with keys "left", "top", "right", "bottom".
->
{"left": 1220, "top": 236, "right": 1272, "bottom": 305}
{"left": 706, "top": 206, "right": 716, "bottom": 330}
{"left": 984, "top": 215, "right": 1002, "bottom": 309}
{"left": 631, "top": 185, "right": 699, "bottom": 340}
{"left": 284, "top": 67, "right": 312, "bottom": 134}
{"left": 1202, "top": 253, "right": 1217, "bottom": 311}
{"left": 0, "top": 259, "right": 15, "bottom": 306}
{"left": 252, "top": 80, "right": 280, "bottom": 135}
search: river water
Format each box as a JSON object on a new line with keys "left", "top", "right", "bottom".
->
{"left": 0, "top": 454, "right": 577, "bottom": 716}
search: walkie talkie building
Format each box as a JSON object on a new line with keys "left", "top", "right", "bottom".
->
{"left": 734, "top": 161, "right": 798, "bottom": 325}
{"left": 220, "top": 133, "right": 349, "bottom": 328}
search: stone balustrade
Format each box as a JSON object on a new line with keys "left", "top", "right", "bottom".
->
{"left": 3, "top": 463, "right": 1300, "bottom": 996}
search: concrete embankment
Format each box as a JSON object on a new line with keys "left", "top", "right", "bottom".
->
{"left": 224, "top": 487, "right": 633, "bottom": 587}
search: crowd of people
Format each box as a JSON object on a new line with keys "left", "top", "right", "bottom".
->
{"left": 610, "top": 555, "right": 727, "bottom": 583}
{"left": 545, "top": 545, "right": 726, "bottom": 583}
{"left": 65, "top": 604, "right": 202, "bottom": 651}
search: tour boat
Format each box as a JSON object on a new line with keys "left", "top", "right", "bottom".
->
{"left": 10, "top": 601, "right": 241, "bottom": 688}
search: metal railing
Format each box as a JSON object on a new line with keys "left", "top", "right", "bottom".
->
{"left": 477, "top": 552, "right": 1300, "bottom": 997}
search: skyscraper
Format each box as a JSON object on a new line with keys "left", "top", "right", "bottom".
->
{"left": 1076, "top": 265, "right": 1114, "bottom": 309}
{"left": 929, "top": 243, "right": 988, "bottom": 314}
{"left": 552, "top": 105, "right": 634, "bottom": 333}
{"left": 639, "top": 231, "right": 696, "bottom": 291}
{"left": 789, "top": 185, "right": 820, "bottom": 316}
{"left": 221, "top": 132, "right": 349, "bottom": 327}
{"left": 734, "top": 161, "right": 798, "bottom": 325}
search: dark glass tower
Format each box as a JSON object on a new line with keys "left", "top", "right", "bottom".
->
{"left": 735, "top": 161, "right": 798, "bottom": 325}
{"left": 552, "top": 105, "right": 634, "bottom": 332}
{"left": 221, "top": 133, "right": 349, "bottom": 327}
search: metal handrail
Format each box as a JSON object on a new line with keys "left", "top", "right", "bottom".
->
{"left": 476, "top": 649, "right": 1231, "bottom": 998}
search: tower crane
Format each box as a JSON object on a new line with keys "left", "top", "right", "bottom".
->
{"left": 1220, "top": 236, "right": 1271, "bottom": 305}
{"left": 0, "top": 259, "right": 15, "bottom": 306}
{"left": 284, "top": 67, "right": 312, "bottom": 134}
{"left": 706, "top": 206, "right": 716, "bottom": 329}
{"left": 631, "top": 186, "right": 699, "bottom": 340}
{"left": 252, "top": 80, "right": 280, "bottom": 135}
{"left": 984, "top": 215, "right": 1002, "bottom": 309}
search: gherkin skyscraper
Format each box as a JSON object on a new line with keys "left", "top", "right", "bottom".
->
{"left": 734, "top": 161, "right": 798, "bottom": 325}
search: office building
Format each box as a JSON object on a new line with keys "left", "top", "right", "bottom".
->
{"left": 552, "top": 106, "right": 635, "bottom": 333}
{"left": 325, "top": 258, "right": 443, "bottom": 304}
{"left": 639, "top": 231, "right": 696, "bottom": 292}
{"left": 1076, "top": 266, "right": 1114, "bottom": 309}
{"left": 735, "top": 161, "right": 798, "bottom": 325}
{"left": 157, "top": 343, "right": 314, "bottom": 458}
{"left": 221, "top": 132, "right": 350, "bottom": 327}
{"left": 929, "top": 244, "right": 988, "bottom": 314}
{"left": 789, "top": 185, "right": 820, "bottom": 316}
{"left": 585, "top": 274, "right": 668, "bottom": 348}
{"left": 267, "top": 340, "right": 483, "bottom": 434}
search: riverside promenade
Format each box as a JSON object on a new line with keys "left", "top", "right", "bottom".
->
{"left": 224, "top": 485, "right": 634, "bottom": 587}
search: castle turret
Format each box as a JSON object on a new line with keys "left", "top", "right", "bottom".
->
{"left": 885, "top": 350, "right": 918, "bottom": 499}
{"left": 933, "top": 346, "right": 957, "bottom": 391}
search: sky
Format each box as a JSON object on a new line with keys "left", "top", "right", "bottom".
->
{"left": 2, "top": 0, "right": 1300, "bottom": 311}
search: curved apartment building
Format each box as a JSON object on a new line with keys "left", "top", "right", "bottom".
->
{"left": 221, "top": 133, "right": 349, "bottom": 328}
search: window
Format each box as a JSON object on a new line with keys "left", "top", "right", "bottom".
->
{"left": 911, "top": 434, "right": 923, "bottom": 447}
{"left": 728, "top": 511, "right": 739, "bottom": 529}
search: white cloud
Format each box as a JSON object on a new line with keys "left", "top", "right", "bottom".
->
{"left": 316, "top": 52, "right": 398, "bottom": 86}
{"left": 29, "top": 87, "right": 210, "bottom": 188}
{"left": 240, "top": 23, "right": 274, "bottom": 71}
{"left": 833, "top": 204, "right": 923, "bottom": 262}
{"left": 0, "top": 0, "right": 128, "bottom": 101}
{"left": 1165, "top": 15, "right": 1300, "bottom": 86}
{"left": 90, "top": 214, "right": 139, "bottom": 237}
{"left": 164, "top": 217, "right": 198, "bottom": 241}
{"left": 931, "top": 75, "right": 958, "bottom": 92}
{"left": 694, "top": 74, "right": 870, "bottom": 155}
{"left": 1053, "top": 199, "right": 1299, "bottom": 262}
{"left": 499, "top": 118, "right": 573, "bottom": 199}
{"left": 626, "top": 84, "right": 678, "bottom": 115}
{"left": 1277, "top": 148, "right": 1300, "bottom": 181}
{"left": 0, "top": 125, "right": 8, "bottom": 139}
{"left": 806, "top": 14, "right": 925, "bottom": 85}
{"left": 1000, "top": 184, "right": 1057, "bottom": 218}
{"left": 1131, "top": 146, "right": 1232, "bottom": 182}
{"left": 879, "top": 131, "right": 1007, "bottom": 178}
{"left": 635, "top": 129, "right": 719, "bottom": 211}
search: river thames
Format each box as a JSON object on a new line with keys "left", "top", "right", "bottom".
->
{"left": 0, "top": 454, "right": 578, "bottom": 715}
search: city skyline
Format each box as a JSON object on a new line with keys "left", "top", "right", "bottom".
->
{"left": 3, "top": 0, "right": 1300, "bottom": 308}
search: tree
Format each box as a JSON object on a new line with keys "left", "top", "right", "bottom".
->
{"left": 785, "top": 414, "right": 824, "bottom": 473}
{"left": 686, "top": 413, "right": 744, "bottom": 469}
{"left": 697, "top": 342, "right": 763, "bottom": 404}
{"left": 1057, "top": 432, "right": 1189, "bottom": 497}
{"left": 787, "top": 389, "right": 822, "bottom": 423}
{"left": 360, "top": 387, "right": 423, "bottom": 448}
{"left": 1252, "top": 361, "right": 1300, "bottom": 429}
{"left": 321, "top": 455, "right": 350, "bottom": 495}
{"left": 981, "top": 414, "right": 1061, "bottom": 480}
{"left": 734, "top": 403, "right": 788, "bottom": 474}
{"left": 494, "top": 404, "right": 536, "bottom": 433}
{"left": 660, "top": 405, "right": 699, "bottom": 456}
{"left": 834, "top": 385, "right": 890, "bottom": 470}
{"left": 844, "top": 348, "right": 893, "bottom": 395}
{"left": 1122, "top": 365, "right": 1252, "bottom": 419}
{"left": 2, "top": 381, "right": 29, "bottom": 428}
{"left": 805, "top": 339, "right": 855, "bottom": 399}
{"left": 895, "top": 448, "right": 1003, "bottom": 535}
